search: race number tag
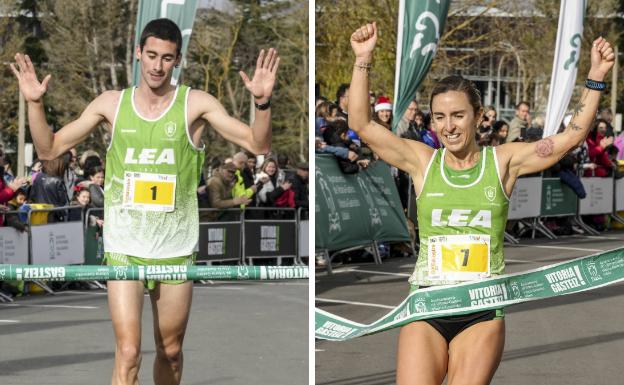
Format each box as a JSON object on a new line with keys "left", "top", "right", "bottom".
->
{"left": 122, "top": 172, "right": 176, "bottom": 212}
{"left": 427, "top": 234, "right": 490, "bottom": 281}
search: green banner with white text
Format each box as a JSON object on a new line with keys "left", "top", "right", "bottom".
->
{"left": 132, "top": 0, "right": 199, "bottom": 86}
{"left": 315, "top": 155, "right": 410, "bottom": 251}
{"left": 0, "top": 264, "right": 308, "bottom": 282}
{"left": 392, "top": 0, "right": 449, "bottom": 132}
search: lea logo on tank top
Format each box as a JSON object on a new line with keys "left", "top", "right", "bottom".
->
{"left": 431, "top": 208, "right": 491, "bottom": 228}
{"left": 123, "top": 148, "right": 175, "bottom": 165}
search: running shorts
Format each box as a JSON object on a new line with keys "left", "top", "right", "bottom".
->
{"left": 104, "top": 252, "right": 196, "bottom": 290}
{"left": 409, "top": 284, "right": 504, "bottom": 343}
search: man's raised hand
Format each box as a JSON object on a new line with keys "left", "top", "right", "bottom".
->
{"left": 239, "top": 48, "right": 280, "bottom": 104}
{"left": 9, "top": 53, "right": 51, "bottom": 103}
{"left": 350, "top": 22, "right": 377, "bottom": 60}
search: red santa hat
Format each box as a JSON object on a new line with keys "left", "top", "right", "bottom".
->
{"left": 374, "top": 96, "right": 392, "bottom": 112}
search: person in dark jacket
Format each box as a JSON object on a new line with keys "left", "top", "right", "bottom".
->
{"left": 2, "top": 187, "right": 28, "bottom": 230}
{"left": 28, "top": 153, "right": 71, "bottom": 222}
{"left": 291, "top": 163, "right": 308, "bottom": 208}
{"left": 84, "top": 166, "right": 105, "bottom": 208}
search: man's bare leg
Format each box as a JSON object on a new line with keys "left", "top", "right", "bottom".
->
{"left": 108, "top": 281, "right": 145, "bottom": 385}
{"left": 150, "top": 281, "right": 193, "bottom": 385}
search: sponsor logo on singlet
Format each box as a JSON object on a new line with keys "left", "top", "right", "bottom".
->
{"left": 484, "top": 186, "right": 496, "bottom": 202}
{"left": 431, "top": 209, "right": 492, "bottom": 228}
{"left": 164, "top": 121, "right": 177, "bottom": 137}
{"left": 124, "top": 148, "right": 175, "bottom": 165}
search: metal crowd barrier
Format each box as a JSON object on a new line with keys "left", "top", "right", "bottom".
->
{"left": 506, "top": 174, "right": 624, "bottom": 240}
{"left": 0, "top": 204, "right": 87, "bottom": 297}
{"left": 242, "top": 207, "right": 302, "bottom": 265}
{"left": 83, "top": 207, "right": 309, "bottom": 266}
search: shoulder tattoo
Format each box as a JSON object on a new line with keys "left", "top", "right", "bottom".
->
{"left": 535, "top": 137, "right": 555, "bottom": 158}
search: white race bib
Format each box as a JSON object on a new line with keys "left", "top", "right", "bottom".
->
{"left": 427, "top": 234, "right": 491, "bottom": 281}
{"left": 122, "top": 172, "right": 176, "bottom": 212}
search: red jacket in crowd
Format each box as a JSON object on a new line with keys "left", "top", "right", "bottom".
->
{"left": 0, "top": 178, "right": 15, "bottom": 227}
{"left": 584, "top": 134, "right": 613, "bottom": 177}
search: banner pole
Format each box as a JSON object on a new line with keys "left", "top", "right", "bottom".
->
{"left": 17, "top": 91, "right": 25, "bottom": 177}
{"left": 392, "top": 0, "right": 405, "bottom": 126}
{"left": 611, "top": 46, "right": 618, "bottom": 116}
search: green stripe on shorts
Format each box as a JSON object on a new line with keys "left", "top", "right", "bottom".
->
{"left": 105, "top": 252, "right": 196, "bottom": 290}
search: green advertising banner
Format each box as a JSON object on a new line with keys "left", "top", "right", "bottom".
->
{"left": 315, "top": 155, "right": 410, "bottom": 251}
{"left": 316, "top": 247, "right": 624, "bottom": 341}
{"left": 541, "top": 178, "right": 578, "bottom": 217}
{"left": 132, "top": 0, "right": 199, "bottom": 86}
{"left": 392, "top": 0, "right": 450, "bottom": 131}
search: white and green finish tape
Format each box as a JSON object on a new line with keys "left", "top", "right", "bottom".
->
{"left": 0, "top": 264, "right": 309, "bottom": 282}
{"left": 316, "top": 247, "right": 624, "bottom": 341}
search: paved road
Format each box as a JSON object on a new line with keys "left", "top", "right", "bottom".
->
{"left": 0, "top": 279, "right": 308, "bottom": 385}
{"left": 316, "top": 231, "right": 624, "bottom": 385}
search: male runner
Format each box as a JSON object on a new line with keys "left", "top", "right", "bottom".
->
{"left": 10, "top": 18, "right": 279, "bottom": 385}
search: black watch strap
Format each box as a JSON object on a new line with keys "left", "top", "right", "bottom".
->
{"left": 585, "top": 79, "right": 606, "bottom": 91}
{"left": 254, "top": 98, "right": 271, "bottom": 110}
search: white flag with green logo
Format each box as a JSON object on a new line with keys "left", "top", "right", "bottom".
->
{"left": 131, "top": 0, "right": 199, "bottom": 86}
{"left": 392, "top": 0, "right": 450, "bottom": 132}
{"left": 543, "top": 0, "right": 586, "bottom": 137}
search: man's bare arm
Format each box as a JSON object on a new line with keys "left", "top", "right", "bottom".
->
{"left": 191, "top": 91, "right": 271, "bottom": 154}
{"left": 10, "top": 53, "right": 115, "bottom": 159}
{"left": 191, "top": 48, "right": 279, "bottom": 155}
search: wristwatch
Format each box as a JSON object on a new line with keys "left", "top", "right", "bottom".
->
{"left": 254, "top": 98, "right": 271, "bottom": 110}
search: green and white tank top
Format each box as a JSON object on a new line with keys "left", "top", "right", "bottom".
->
{"left": 409, "top": 146, "right": 509, "bottom": 286}
{"left": 103, "top": 85, "right": 205, "bottom": 259}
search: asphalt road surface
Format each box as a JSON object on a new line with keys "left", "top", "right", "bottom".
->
{"left": 0, "top": 279, "right": 308, "bottom": 385}
{"left": 316, "top": 231, "right": 624, "bottom": 385}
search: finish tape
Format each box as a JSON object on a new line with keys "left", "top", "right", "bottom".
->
{"left": 0, "top": 264, "right": 309, "bottom": 282}
{"left": 316, "top": 247, "right": 624, "bottom": 341}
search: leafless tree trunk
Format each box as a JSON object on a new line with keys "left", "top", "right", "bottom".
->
{"left": 125, "top": 0, "right": 137, "bottom": 84}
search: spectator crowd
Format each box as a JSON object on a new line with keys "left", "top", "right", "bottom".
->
{"left": 0, "top": 145, "right": 309, "bottom": 231}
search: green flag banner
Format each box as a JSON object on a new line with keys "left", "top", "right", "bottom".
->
{"left": 316, "top": 247, "right": 624, "bottom": 341}
{"left": 392, "top": 0, "right": 450, "bottom": 132}
{"left": 315, "top": 155, "right": 410, "bottom": 251}
{"left": 132, "top": 0, "right": 199, "bottom": 86}
{"left": 0, "top": 264, "right": 308, "bottom": 282}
